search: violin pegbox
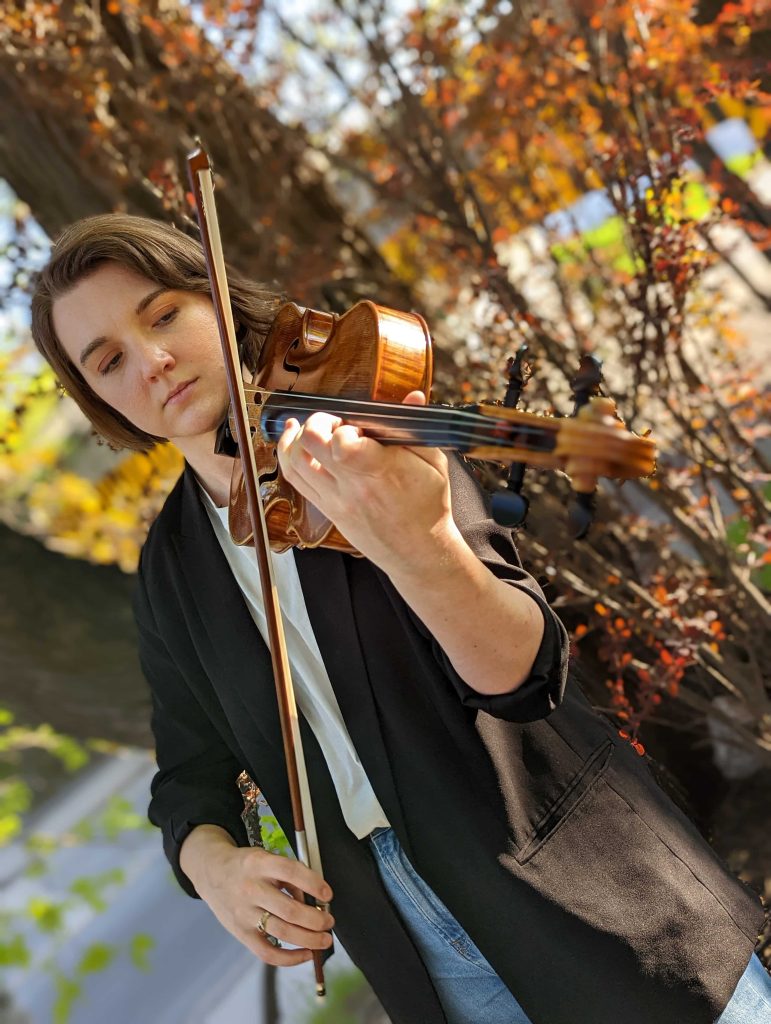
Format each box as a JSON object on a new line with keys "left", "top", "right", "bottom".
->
{"left": 488, "top": 350, "right": 655, "bottom": 540}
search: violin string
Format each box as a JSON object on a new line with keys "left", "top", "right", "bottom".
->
{"left": 258, "top": 422, "right": 549, "bottom": 452}
{"left": 248, "top": 396, "right": 556, "bottom": 449}
{"left": 249, "top": 390, "right": 531, "bottom": 429}
{"left": 258, "top": 420, "right": 551, "bottom": 450}
{"left": 255, "top": 411, "right": 548, "bottom": 448}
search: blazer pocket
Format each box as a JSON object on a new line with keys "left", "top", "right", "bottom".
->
{"left": 516, "top": 739, "right": 614, "bottom": 865}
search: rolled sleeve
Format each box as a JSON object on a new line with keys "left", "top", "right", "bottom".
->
{"left": 424, "top": 457, "right": 570, "bottom": 722}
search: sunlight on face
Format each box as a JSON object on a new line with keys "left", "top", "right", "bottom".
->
{"left": 53, "top": 263, "right": 230, "bottom": 450}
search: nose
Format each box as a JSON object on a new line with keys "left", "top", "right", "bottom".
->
{"left": 138, "top": 342, "right": 176, "bottom": 381}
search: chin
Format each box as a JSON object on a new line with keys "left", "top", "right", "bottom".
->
{"left": 167, "top": 396, "right": 228, "bottom": 435}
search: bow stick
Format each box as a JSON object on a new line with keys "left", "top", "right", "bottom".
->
{"left": 186, "top": 144, "right": 328, "bottom": 998}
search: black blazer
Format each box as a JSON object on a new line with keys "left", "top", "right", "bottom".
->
{"left": 135, "top": 457, "right": 763, "bottom": 1024}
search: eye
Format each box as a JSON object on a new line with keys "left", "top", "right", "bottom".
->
{"left": 99, "top": 353, "right": 122, "bottom": 376}
{"left": 154, "top": 307, "right": 179, "bottom": 328}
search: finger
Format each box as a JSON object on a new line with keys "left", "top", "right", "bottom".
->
{"left": 405, "top": 443, "right": 448, "bottom": 474}
{"left": 394, "top": 391, "right": 446, "bottom": 470}
{"left": 259, "top": 886, "right": 335, "bottom": 933}
{"left": 296, "top": 411, "right": 344, "bottom": 444}
{"left": 242, "top": 932, "right": 314, "bottom": 968}
{"left": 397, "top": 390, "right": 446, "bottom": 469}
{"left": 254, "top": 913, "right": 334, "bottom": 951}
{"left": 255, "top": 853, "right": 334, "bottom": 905}
{"left": 328, "top": 424, "right": 369, "bottom": 466}
{"left": 401, "top": 390, "right": 427, "bottom": 406}
{"left": 299, "top": 420, "right": 384, "bottom": 478}
{"left": 276, "top": 422, "right": 332, "bottom": 503}
{"left": 276, "top": 416, "right": 302, "bottom": 454}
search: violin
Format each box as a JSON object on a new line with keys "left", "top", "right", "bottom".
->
{"left": 222, "top": 300, "right": 656, "bottom": 552}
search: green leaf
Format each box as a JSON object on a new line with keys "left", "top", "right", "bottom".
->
{"left": 49, "top": 734, "right": 90, "bottom": 773}
{"left": 752, "top": 562, "right": 771, "bottom": 594}
{"left": 0, "top": 778, "right": 32, "bottom": 815}
{"left": 69, "top": 868, "right": 125, "bottom": 911}
{"left": 259, "top": 813, "right": 292, "bottom": 856}
{"left": 70, "top": 819, "right": 95, "bottom": 843}
{"left": 725, "top": 516, "right": 750, "bottom": 549}
{"left": 27, "top": 896, "right": 65, "bottom": 933}
{"left": 76, "top": 942, "right": 116, "bottom": 975}
{"left": 99, "top": 796, "right": 143, "bottom": 839}
{"left": 52, "top": 972, "right": 82, "bottom": 1024}
{"left": 26, "top": 832, "right": 58, "bottom": 855}
{"left": 0, "top": 813, "right": 22, "bottom": 845}
{"left": 129, "top": 932, "right": 155, "bottom": 971}
{"left": 24, "top": 857, "right": 48, "bottom": 879}
{"left": 0, "top": 707, "right": 14, "bottom": 726}
{"left": 0, "top": 933, "right": 31, "bottom": 968}
{"left": 724, "top": 151, "right": 761, "bottom": 179}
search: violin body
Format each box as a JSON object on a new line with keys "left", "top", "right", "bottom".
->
{"left": 228, "top": 301, "right": 433, "bottom": 551}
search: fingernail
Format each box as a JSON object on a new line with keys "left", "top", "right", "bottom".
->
{"left": 322, "top": 886, "right": 332, "bottom": 900}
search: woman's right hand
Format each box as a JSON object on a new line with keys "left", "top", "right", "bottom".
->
{"left": 181, "top": 824, "right": 335, "bottom": 966}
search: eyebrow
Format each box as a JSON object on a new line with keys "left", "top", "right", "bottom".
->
{"left": 78, "top": 287, "right": 172, "bottom": 367}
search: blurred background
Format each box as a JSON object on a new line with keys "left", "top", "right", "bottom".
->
{"left": 0, "top": 0, "right": 769, "bottom": 1021}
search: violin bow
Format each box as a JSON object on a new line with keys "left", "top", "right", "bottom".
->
{"left": 186, "top": 143, "right": 328, "bottom": 998}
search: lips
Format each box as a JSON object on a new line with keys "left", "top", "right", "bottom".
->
{"left": 164, "top": 378, "right": 196, "bottom": 407}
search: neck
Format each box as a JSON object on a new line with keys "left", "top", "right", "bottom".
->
{"left": 174, "top": 429, "right": 234, "bottom": 507}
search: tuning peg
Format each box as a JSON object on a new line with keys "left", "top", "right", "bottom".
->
{"left": 570, "top": 354, "right": 604, "bottom": 414}
{"left": 502, "top": 344, "right": 530, "bottom": 409}
{"left": 567, "top": 489, "right": 596, "bottom": 540}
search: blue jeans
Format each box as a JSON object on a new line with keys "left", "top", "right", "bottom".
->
{"left": 369, "top": 827, "right": 532, "bottom": 1024}
{"left": 717, "top": 952, "right": 771, "bottom": 1023}
{"left": 368, "top": 826, "right": 771, "bottom": 1024}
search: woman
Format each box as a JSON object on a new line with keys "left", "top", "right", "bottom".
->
{"left": 31, "top": 214, "right": 770, "bottom": 1024}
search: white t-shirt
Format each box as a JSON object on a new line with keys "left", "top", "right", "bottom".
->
{"left": 200, "top": 489, "right": 390, "bottom": 839}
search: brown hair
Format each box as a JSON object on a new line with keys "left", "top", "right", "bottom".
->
{"left": 31, "top": 213, "right": 283, "bottom": 451}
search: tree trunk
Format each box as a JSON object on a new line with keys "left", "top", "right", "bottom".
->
{"left": 0, "top": 0, "right": 413, "bottom": 311}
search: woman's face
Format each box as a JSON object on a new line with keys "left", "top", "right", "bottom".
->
{"left": 53, "top": 262, "right": 230, "bottom": 446}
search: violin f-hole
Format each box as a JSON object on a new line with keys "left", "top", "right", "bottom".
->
{"left": 282, "top": 337, "right": 302, "bottom": 391}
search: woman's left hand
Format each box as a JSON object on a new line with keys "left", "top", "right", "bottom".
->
{"left": 276, "top": 391, "right": 464, "bottom": 579}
